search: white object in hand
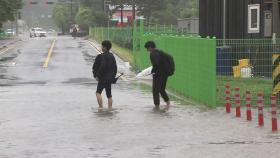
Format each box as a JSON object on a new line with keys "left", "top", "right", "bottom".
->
{"left": 136, "top": 66, "right": 153, "bottom": 78}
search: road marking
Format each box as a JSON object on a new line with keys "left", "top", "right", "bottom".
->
{"left": 88, "top": 40, "right": 102, "bottom": 54}
{"left": 88, "top": 40, "right": 128, "bottom": 81}
{"left": 0, "top": 44, "right": 18, "bottom": 56}
{"left": 43, "top": 39, "right": 56, "bottom": 68}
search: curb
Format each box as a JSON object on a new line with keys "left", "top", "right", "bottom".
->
{"left": 0, "top": 38, "right": 21, "bottom": 54}
{"left": 88, "top": 39, "right": 130, "bottom": 63}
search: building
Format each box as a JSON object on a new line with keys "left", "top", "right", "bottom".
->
{"left": 111, "top": 9, "right": 134, "bottom": 27}
{"left": 177, "top": 18, "right": 199, "bottom": 34}
{"left": 199, "top": 0, "right": 280, "bottom": 39}
{"left": 110, "top": 5, "right": 143, "bottom": 27}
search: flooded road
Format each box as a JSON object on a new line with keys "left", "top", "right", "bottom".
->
{"left": 1, "top": 36, "right": 280, "bottom": 158}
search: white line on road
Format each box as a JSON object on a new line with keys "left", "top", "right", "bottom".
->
{"left": 0, "top": 44, "right": 18, "bottom": 56}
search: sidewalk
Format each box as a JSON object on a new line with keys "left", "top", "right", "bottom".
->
{"left": 0, "top": 38, "right": 21, "bottom": 50}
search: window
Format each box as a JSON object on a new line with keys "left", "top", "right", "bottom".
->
{"left": 248, "top": 4, "right": 260, "bottom": 33}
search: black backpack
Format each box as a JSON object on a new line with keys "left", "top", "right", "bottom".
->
{"left": 159, "top": 50, "right": 175, "bottom": 76}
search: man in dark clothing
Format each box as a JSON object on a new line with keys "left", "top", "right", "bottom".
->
{"left": 144, "top": 41, "right": 170, "bottom": 110}
{"left": 92, "top": 40, "right": 117, "bottom": 111}
{"left": 71, "top": 25, "right": 78, "bottom": 39}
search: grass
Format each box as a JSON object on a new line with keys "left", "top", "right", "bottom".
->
{"left": 89, "top": 37, "right": 133, "bottom": 64}
{"left": 217, "top": 76, "right": 273, "bottom": 107}
{"left": 111, "top": 42, "right": 133, "bottom": 63}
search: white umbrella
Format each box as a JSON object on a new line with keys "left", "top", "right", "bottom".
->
{"left": 136, "top": 66, "right": 153, "bottom": 79}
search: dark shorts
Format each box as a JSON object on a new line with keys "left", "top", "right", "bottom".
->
{"left": 96, "top": 82, "right": 112, "bottom": 98}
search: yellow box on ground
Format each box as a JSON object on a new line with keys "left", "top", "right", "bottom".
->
{"left": 238, "top": 59, "right": 250, "bottom": 68}
{"left": 233, "top": 66, "right": 241, "bottom": 78}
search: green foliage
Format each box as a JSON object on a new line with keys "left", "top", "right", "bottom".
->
{"left": 80, "top": 0, "right": 104, "bottom": 12}
{"left": 136, "top": 0, "right": 166, "bottom": 23}
{"left": 93, "top": 11, "right": 108, "bottom": 26}
{"left": 53, "top": 4, "right": 71, "bottom": 32}
{"left": 75, "top": 7, "right": 108, "bottom": 28}
{"left": 151, "top": 3, "right": 178, "bottom": 24}
{"left": 0, "top": 0, "right": 23, "bottom": 27}
{"left": 75, "top": 6, "right": 94, "bottom": 26}
{"left": 78, "top": 0, "right": 199, "bottom": 26}
{"left": 90, "top": 27, "right": 132, "bottom": 49}
{"left": 179, "top": 0, "right": 198, "bottom": 18}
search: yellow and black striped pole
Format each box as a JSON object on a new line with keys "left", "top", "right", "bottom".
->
{"left": 273, "top": 54, "right": 280, "bottom": 94}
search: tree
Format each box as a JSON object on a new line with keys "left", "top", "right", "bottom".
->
{"left": 0, "top": 0, "right": 23, "bottom": 28}
{"left": 93, "top": 11, "right": 108, "bottom": 26}
{"left": 152, "top": 3, "right": 178, "bottom": 24}
{"left": 53, "top": 4, "right": 71, "bottom": 33}
{"left": 79, "top": 0, "right": 199, "bottom": 26}
{"left": 75, "top": 6, "right": 94, "bottom": 30}
{"left": 136, "top": 0, "right": 166, "bottom": 24}
{"left": 179, "top": 0, "right": 198, "bottom": 18}
{"left": 80, "top": 0, "right": 103, "bottom": 12}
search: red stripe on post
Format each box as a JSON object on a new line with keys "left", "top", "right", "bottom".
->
{"left": 257, "top": 92, "right": 264, "bottom": 126}
{"left": 245, "top": 90, "right": 252, "bottom": 121}
{"left": 271, "top": 95, "right": 278, "bottom": 131}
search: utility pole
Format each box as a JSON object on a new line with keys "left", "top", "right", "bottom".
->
{"left": 15, "top": 11, "right": 18, "bottom": 36}
{"left": 273, "top": 0, "right": 280, "bottom": 37}
{"left": 132, "top": 0, "right": 136, "bottom": 21}
{"left": 223, "top": 0, "right": 226, "bottom": 40}
{"left": 71, "top": 0, "right": 73, "bottom": 23}
{"left": 104, "top": 0, "right": 111, "bottom": 38}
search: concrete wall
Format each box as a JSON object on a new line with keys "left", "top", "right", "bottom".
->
{"left": 177, "top": 18, "right": 199, "bottom": 33}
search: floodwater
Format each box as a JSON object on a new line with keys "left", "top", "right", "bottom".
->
{"left": 0, "top": 36, "right": 280, "bottom": 158}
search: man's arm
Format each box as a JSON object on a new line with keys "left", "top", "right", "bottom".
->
{"left": 92, "top": 55, "right": 100, "bottom": 77}
{"left": 113, "top": 56, "right": 117, "bottom": 77}
{"left": 150, "top": 51, "right": 160, "bottom": 74}
{"left": 96, "top": 54, "right": 106, "bottom": 78}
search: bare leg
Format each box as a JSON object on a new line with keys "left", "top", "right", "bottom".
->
{"left": 165, "top": 100, "right": 170, "bottom": 110}
{"left": 96, "top": 93, "right": 103, "bottom": 108}
{"left": 153, "top": 106, "right": 160, "bottom": 111}
{"left": 108, "top": 97, "right": 113, "bottom": 111}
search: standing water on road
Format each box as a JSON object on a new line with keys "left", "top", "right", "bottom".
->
{"left": 0, "top": 37, "right": 280, "bottom": 158}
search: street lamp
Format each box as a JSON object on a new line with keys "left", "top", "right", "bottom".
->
{"left": 104, "top": 0, "right": 111, "bottom": 39}
{"left": 272, "top": 0, "right": 280, "bottom": 38}
{"left": 223, "top": 0, "right": 226, "bottom": 40}
{"left": 12, "top": 11, "right": 20, "bottom": 36}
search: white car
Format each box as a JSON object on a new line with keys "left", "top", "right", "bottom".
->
{"left": 30, "top": 28, "right": 47, "bottom": 37}
{"left": 47, "top": 29, "right": 57, "bottom": 35}
{"left": 5, "top": 29, "right": 16, "bottom": 36}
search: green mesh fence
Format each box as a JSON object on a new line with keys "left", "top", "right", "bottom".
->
{"left": 143, "top": 22, "right": 198, "bottom": 36}
{"left": 89, "top": 21, "right": 217, "bottom": 106}
{"left": 89, "top": 26, "right": 132, "bottom": 49}
{"left": 216, "top": 39, "right": 280, "bottom": 107}
{"left": 133, "top": 20, "right": 217, "bottom": 106}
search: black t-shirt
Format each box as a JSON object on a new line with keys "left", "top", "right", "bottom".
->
{"left": 150, "top": 49, "right": 167, "bottom": 77}
{"left": 92, "top": 52, "right": 117, "bottom": 83}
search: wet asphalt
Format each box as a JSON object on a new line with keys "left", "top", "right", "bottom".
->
{"left": 1, "top": 36, "right": 280, "bottom": 158}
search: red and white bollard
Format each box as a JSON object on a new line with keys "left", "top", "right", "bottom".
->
{"left": 271, "top": 96, "right": 278, "bottom": 132}
{"left": 246, "top": 91, "right": 252, "bottom": 121}
{"left": 235, "top": 87, "right": 241, "bottom": 117}
{"left": 257, "top": 93, "right": 264, "bottom": 126}
{"left": 225, "top": 84, "right": 231, "bottom": 113}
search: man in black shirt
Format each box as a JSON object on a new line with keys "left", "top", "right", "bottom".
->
{"left": 92, "top": 40, "right": 117, "bottom": 111}
{"left": 144, "top": 41, "right": 170, "bottom": 110}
